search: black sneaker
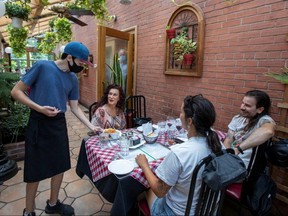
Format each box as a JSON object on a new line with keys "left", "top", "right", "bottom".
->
{"left": 23, "top": 208, "right": 36, "bottom": 216}
{"left": 45, "top": 200, "right": 75, "bottom": 216}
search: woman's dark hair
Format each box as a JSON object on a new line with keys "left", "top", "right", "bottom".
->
{"left": 244, "top": 90, "right": 271, "bottom": 131}
{"left": 97, "top": 84, "right": 126, "bottom": 110}
{"left": 183, "top": 94, "right": 222, "bottom": 153}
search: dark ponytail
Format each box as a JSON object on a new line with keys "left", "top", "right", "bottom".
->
{"left": 183, "top": 95, "right": 222, "bottom": 153}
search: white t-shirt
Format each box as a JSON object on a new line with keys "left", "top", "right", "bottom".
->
{"left": 155, "top": 137, "right": 211, "bottom": 216}
{"left": 227, "top": 114, "right": 275, "bottom": 168}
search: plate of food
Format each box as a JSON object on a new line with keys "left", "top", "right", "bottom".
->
{"left": 103, "top": 128, "right": 122, "bottom": 140}
{"left": 108, "top": 159, "right": 134, "bottom": 175}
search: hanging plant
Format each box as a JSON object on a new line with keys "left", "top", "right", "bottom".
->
{"left": 38, "top": 32, "right": 58, "bottom": 54}
{"left": 88, "top": 0, "right": 108, "bottom": 21}
{"left": 40, "top": 0, "right": 49, "bottom": 6}
{"left": 5, "top": 0, "right": 31, "bottom": 21}
{"left": 73, "top": 0, "right": 108, "bottom": 22}
{"left": 6, "top": 24, "right": 28, "bottom": 57}
{"left": 54, "top": 18, "right": 72, "bottom": 43}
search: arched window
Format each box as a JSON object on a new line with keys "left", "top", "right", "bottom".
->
{"left": 165, "top": 4, "right": 205, "bottom": 77}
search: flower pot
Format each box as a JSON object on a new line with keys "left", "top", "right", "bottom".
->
{"left": 183, "top": 54, "right": 194, "bottom": 65}
{"left": 11, "top": 17, "right": 23, "bottom": 28}
{"left": 166, "top": 28, "right": 176, "bottom": 39}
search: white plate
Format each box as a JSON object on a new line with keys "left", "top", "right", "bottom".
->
{"left": 137, "top": 126, "right": 143, "bottom": 132}
{"left": 129, "top": 140, "right": 146, "bottom": 149}
{"left": 108, "top": 159, "right": 134, "bottom": 175}
{"left": 137, "top": 125, "right": 158, "bottom": 132}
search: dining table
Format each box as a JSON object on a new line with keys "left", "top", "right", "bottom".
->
{"left": 76, "top": 127, "right": 226, "bottom": 216}
{"left": 76, "top": 127, "right": 172, "bottom": 216}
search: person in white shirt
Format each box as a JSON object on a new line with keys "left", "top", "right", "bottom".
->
{"left": 223, "top": 90, "right": 275, "bottom": 168}
{"left": 136, "top": 94, "right": 222, "bottom": 215}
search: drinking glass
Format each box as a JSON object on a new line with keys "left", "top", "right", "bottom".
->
{"left": 99, "top": 133, "right": 109, "bottom": 149}
{"left": 175, "top": 118, "right": 182, "bottom": 132}
{"left": 157, "top": 121, "right": 166, "bottom": 135}
{"left": 119, "top": 135, "right": 129, "bottom": 158}
{"left": 166, "top": 116, "right": 175, "bottom": 128}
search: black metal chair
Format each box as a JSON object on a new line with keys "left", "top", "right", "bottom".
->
{"left": 125, "top": 95, "right": 152, "bottom": 128}
{"left": 88, "top": 101, "right": 98, "bottom": 121}
{"left": 225, "top": 140, "right": 271, "bottom": 215}
{"left": 138, "top": 152, "right": 227, "bottom": 216}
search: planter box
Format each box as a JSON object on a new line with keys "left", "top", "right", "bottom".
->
{"left": 4, "top": 141, "right": 25, "bottom": 161}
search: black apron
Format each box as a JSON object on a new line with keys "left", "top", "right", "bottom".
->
{"left": 24, "top": 110, "right": 70, "bottom": 182}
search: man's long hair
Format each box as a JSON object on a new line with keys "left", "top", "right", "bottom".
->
{"left": 244, "top": 90, "right": 271, "bottom": 131}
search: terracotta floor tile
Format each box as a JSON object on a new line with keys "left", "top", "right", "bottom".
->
{"left": 73, "top": 193, "right": 104, "bottom": 215}
{"left": 65, "top": 179, "right": 93, "bottom": 198}
{"left": 63, "top": 168, "right": 80, "bottom": 183}
{"left": 0, "top": 197, "right": 25, "bottom": 216}
{"left": 0, "top": 182, "right": 26, "bottom": 202}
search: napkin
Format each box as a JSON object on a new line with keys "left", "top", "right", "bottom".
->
{"left": 142, "top": 122, "right": 153, "bottom": 136}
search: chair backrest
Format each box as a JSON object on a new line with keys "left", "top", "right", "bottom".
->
{"left": 185, "top": 153, "right": 226, "bottom": 216}
{"left": 240, "top": 140, "right": 270, "bottom": 201}
{"left": 125, "top": 95, "right": 152, "bottom": 128}
{"left": 89, "top": 102, "right": 98, "bottom": 121}
{"left": 125, "top": 95, "right": 147, "bottom": 119}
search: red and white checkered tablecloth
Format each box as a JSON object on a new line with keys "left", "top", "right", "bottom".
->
{"left": 85, "top": 135, "right": 164, "bottom": 188}
{"left": 85, "top": 129, "right": 226, "bottom": 188}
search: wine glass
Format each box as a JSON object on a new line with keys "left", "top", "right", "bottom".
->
{"left": 175, "top": 118, "right": 182, "bottom": 133}
{"left": 166, "top": 116, "right": 175, "bottom": 128}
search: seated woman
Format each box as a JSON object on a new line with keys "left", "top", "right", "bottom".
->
{"left": 136, "top": 94, "right": 222, "bottom": 215}
{"left": 91, "top": 84, "right": 126, "bottom": 130}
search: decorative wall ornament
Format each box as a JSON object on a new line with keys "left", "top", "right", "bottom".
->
{"left": 165, "top": 3, "right": 205, "bottom": 77}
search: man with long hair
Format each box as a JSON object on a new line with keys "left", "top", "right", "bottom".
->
{"left": 223, "top": 90, "right": 276, "bottom": 168}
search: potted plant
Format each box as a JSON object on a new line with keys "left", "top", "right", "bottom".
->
{"left": 166, "top": 25, "right": 176, "bottom": 39}
{"left": 6, "top": 24, "right": 28, "bottom": 57}
{"left": 54, "top": 18, "right": 72, "bottom": 43}
{"left": 265, "top": 67, "right": 288, "bottom": 84}
{"left": 170, "top": 27, "right": 197, "bottom": 65}
{"left": 0, "top": 71, "right": 29, "bottom": 144}
{"left": 5, "top": 1, "right": 31, "bottom": 28}
{"left": 38, "top": 32, "right": 58, "bottom": 54}
{"left": 183, "top": 39, "right": 197, "bottom": 65}
{"left": 105, "top": 54, "right": 124, "bottom": 88}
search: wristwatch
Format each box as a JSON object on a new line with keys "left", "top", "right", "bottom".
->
{"left": 236, "top": 145, "right": 244, "bottom": 154}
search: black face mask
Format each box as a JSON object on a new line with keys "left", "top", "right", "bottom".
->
{"left": 68, "top": 57, "right": 84, "bottom": 73}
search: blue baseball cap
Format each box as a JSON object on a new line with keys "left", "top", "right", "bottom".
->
{"left": 64, "top": 41, "right": 93, "bottom": 66}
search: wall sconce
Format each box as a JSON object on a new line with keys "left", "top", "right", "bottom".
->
{"left": 119, "top": 0, "right": 132, "bottom": 5}
{"left": 5, "top": 47, "right": 12, "bottom": 72}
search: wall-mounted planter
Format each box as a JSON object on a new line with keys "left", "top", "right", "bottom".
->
{"left": 183, "top": 54, "right": 194, "bottom": 65}
{"left": 166, "top": 28, "right": 176, "bottom": 39}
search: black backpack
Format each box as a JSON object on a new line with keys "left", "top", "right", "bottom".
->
{"left": 246, "top": 172, "right": 277, "bottom": 216}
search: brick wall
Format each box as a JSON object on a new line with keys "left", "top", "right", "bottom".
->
{"left": 74, "top": 0, "right": 288, "bottom": 131}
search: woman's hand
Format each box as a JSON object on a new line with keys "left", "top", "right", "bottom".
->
{"left": 92, "top": 126, "right": 103, "bottom": 133}
{"left": 135, "top": 154, "right": 149, "bottom": 170}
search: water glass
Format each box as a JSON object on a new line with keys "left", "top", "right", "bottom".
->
{"left": 157, "top": 121, "right": 166, "bottom": 135}
{"left": 119, "top": 136, "right": 129, "bottom": 158}
{"left": 99, "top": 133, "right": 109, "bottom": 149}
{"left": 166, "top": 127, "right": 177, "bottom": 145}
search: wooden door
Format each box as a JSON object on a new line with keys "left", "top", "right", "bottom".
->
{"left": 97, "top": 26, "right": 134, "bottom": 100}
